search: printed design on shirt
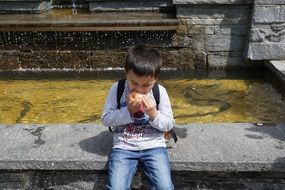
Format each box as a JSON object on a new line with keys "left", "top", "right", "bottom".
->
{"left": 113, "top": 86, "right": 159, "bottom": 141}
{"left": 113, "top": 111, "right": 158, "bottom": 140}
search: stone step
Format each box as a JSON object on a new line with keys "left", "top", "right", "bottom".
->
{"left": 1, "top": 123, "right": 284, "bottom": 172}
{"left": 88, "top": 0, "right": 174, "bottom": 12}
{"left": 265, "top": 60, "right": 285, "bottom": 95}
{"left": 0, "top": 9, "right": 178, "bottom": 32}
{"left": 0, "top": 123, "right": 285, "bottom": 189}
{"left": 0, "top": 0, "right": 52, "bottom": 13}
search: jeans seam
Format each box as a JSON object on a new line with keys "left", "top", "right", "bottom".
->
{"left": 127, "top": 161, "right": 138, "bottom": 188}
{"left": 142, "top": 158, "right": 156, "bottom": 188}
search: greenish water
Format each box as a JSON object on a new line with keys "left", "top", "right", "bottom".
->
{"left": 1, "top": 71, "right": 285, "bottom": 124}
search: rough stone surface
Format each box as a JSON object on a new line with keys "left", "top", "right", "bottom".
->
{"left": 253, "top": 5, "right": 285, "bottom": 24}
{"left": 266, "top": 60, "right": 285, "bottom": 84}
{"left": 264, "top": 60, "right": 285, "bottom": 97}
{"left": 177, "top": 4, "right": 251, "bottom": 19}
{"left": 0, "top": 123, "right": 285, "bottom": 189}
{"left": 250, "top": 25, "right": 285, "bottom": 43}
{"left": 89, "top": 0, "right": 173, "bottom": 12}
{"left": 0, "top": 3, "right": 254, "bottom": 68}
{"left": 0, "top": 123, "right": 285, "bottom": 172}
{"left": 192, "top": 35, "right": 246, "bottom": 52}
{"left": 171, "top": 172, "right": 285, "bottom": 190}
{"left": 246, "top": 0, "right": 285, "bottom": 60}
{"left": 173, "top": 0, "right": 284, "bottom": 5}
{"left": 173, "top": 0, "right": 285, "bottom": 62}
{"left": 0, "top": 48, "right": 207, "bottom": 71}
{"left": 174, "top": 3, "right": 254, "bottom": 64}
{"left": 247, "top": 43, "right": 285, "bottom": 60}
{"left": 162, "top": 48, "right": 207, "bottom": 69}
{"left": 2, "top": 170, "right": 285, "bottom": 189}
{"left": 0, "top": 1, "right": 283, "bottom": 69}
{"left": 181, "top": 18, "right": 249, "bottom": 25}
{"left": 207, "top": 53, "right": 247, "bottom": 69}
{"left": 173, "top": 0, "right": 252, "bottom": 4}
{"left": 214, "top": 24, "right": 249, "bottom": 35}
{"left": 255, "top": 0, "right": 285, "bottom": 5}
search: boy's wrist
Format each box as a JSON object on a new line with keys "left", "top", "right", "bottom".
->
{"left": 148, "top": 110, "right": 158, "bottom": 121}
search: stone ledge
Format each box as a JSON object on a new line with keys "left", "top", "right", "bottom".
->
{"left": 0, "top": 123, "right": 284, "bottom": 172}
{"left": 246, "top": 43, "right": 285, "bottom": 60}
{"left": 0, "top": 10, "right": 178, "bottom": 32}
{"left": 266, "top": 60, "right": 285, "bottom": 85}
{"left": 253, "top": 5, "right": 285, "bottom": 24}
{"left": 255, "top": 0, "right": 285, "bottom": 5}
{"left": 0, "top": 0, "right": 52, "bottom": 14}
{"left": 88, "top": 0, "right": 174, "bottom": 12}
{"left": 173, "top": 0, "right": 252, "bottom": 4}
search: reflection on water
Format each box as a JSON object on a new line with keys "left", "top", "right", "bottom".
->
{"left": 165, "top": 79, "right": 285, "bottom": 123}
{"left": 1, "top": 71, "right": 285, "bottom": 124}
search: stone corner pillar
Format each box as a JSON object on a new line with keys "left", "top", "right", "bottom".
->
{"left": 245, "top": 0, "right": 285, "bottom": 60}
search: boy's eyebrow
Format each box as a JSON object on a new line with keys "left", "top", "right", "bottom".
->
{"left": 129, "top": 79, "right": 138, "bottom": 84}
{"left": 130, "top": 79, "right": 154, "bottom": 85}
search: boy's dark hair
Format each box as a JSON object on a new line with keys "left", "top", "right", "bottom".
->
{"left": 125, "top": 44, "right": 162, "bottom": 78}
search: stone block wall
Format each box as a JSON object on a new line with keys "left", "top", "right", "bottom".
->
{"left": 246, "top": 0, "right": 285, "bottom": 60}
{"left": 0, "top": 0, "right": 284, "bottom": 71}
{"left": 174, "top": 0, "right": 252, "bottom": 69}
{"left": 1, "top": 170, "right": 285, "bottom": 189}
{"left": 0, "top": 31, "right": 198, "bottom": 70}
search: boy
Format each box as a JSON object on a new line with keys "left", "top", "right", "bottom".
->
{"left": 101, "top": 44, "right": 175, "bottom": 190}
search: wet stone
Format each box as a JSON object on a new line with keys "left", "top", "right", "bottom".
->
{"left": 0, "top": 0, "right": 52, "bottom": 14}
{"left": 0, "top": 48, "right": 207, "bottom": 71}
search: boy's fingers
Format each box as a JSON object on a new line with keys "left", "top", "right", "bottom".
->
{"left": 141, "top": 98, "right": 148, "bottom": 107}
{"left": 142, "top": 98, "right": 155, "bottom": 112}
{"left": 142, "top": 96, "right": 154, "bottom": 107}
{"left": 132, "top": 100, "right": 141, "bottom": 107}
{"left": 128, "top": 99, "right": 139, "bottom": 106}
{"left": 128, "top": 100, "right": 141, "bottom": 112}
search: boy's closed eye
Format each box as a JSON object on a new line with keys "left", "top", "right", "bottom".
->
{"left": 131, "top": 81, "right": 153, "bottom": 88}
{"left": 131, "top": 81, "right": 149, "bottom": 87}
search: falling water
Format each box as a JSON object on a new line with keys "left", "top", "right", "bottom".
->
{"left": 72, "top": 0, "right": 77, "bottom": 15}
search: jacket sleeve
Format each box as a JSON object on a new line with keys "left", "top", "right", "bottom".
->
{"left": 101, "top": 82, "right": 133, "bottom": 127}
{"left": 149, "top": 85, "right": 175, "bottom": 132}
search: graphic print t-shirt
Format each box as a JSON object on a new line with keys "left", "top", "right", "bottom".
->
{"left": 102, "top": 81, "right": 174, "bottom": 151}
{"left": 114, "top": 88, "right": 160, "bottom": 144}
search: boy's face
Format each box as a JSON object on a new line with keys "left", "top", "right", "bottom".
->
{"left": 126, "top": 70, "right": 157, "bottom": 94}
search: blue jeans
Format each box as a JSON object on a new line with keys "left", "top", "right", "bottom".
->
{"left": 106, "top": 147, "right": 174, "bottom": 190}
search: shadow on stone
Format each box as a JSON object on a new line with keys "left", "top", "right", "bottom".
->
{"left": 272, "top": 157, "right": 285, "bottom": 171}
{"left": 78, "top": 127, "right": 186, "bottom": 156}
{"left": 173, "top": 127, "right": 187, "bottom": 139}
{"left": 30, "top": 170, "right": 108, "bottom": 190}
{"left": 245, "top": 123, "right": 285, "bottom": 143}
{"left": 79, "top": 130, "right": 113, "bottom": 157}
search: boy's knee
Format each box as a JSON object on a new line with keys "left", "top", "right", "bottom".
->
{"left": 107, "top": 173, "right": 132, "bottom": 190}
{"left": 152, "top": 183, "right": 174, "bottom": 190}
{"left": 106, "top": 181, "right": 130, "bottom": 190}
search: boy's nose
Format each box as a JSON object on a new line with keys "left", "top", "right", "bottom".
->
{"left": 134, "top": 87, "right": 144, "bottom": 94}
{"left": 135, "top": 89, "right": 143, "bottom": 94}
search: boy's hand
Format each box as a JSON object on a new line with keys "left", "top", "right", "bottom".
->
{"left": 127, "top": 91, "right": 142, "bottom": 115}
{"left": 141, "top": 95, "right": 158, "bottom": 121}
